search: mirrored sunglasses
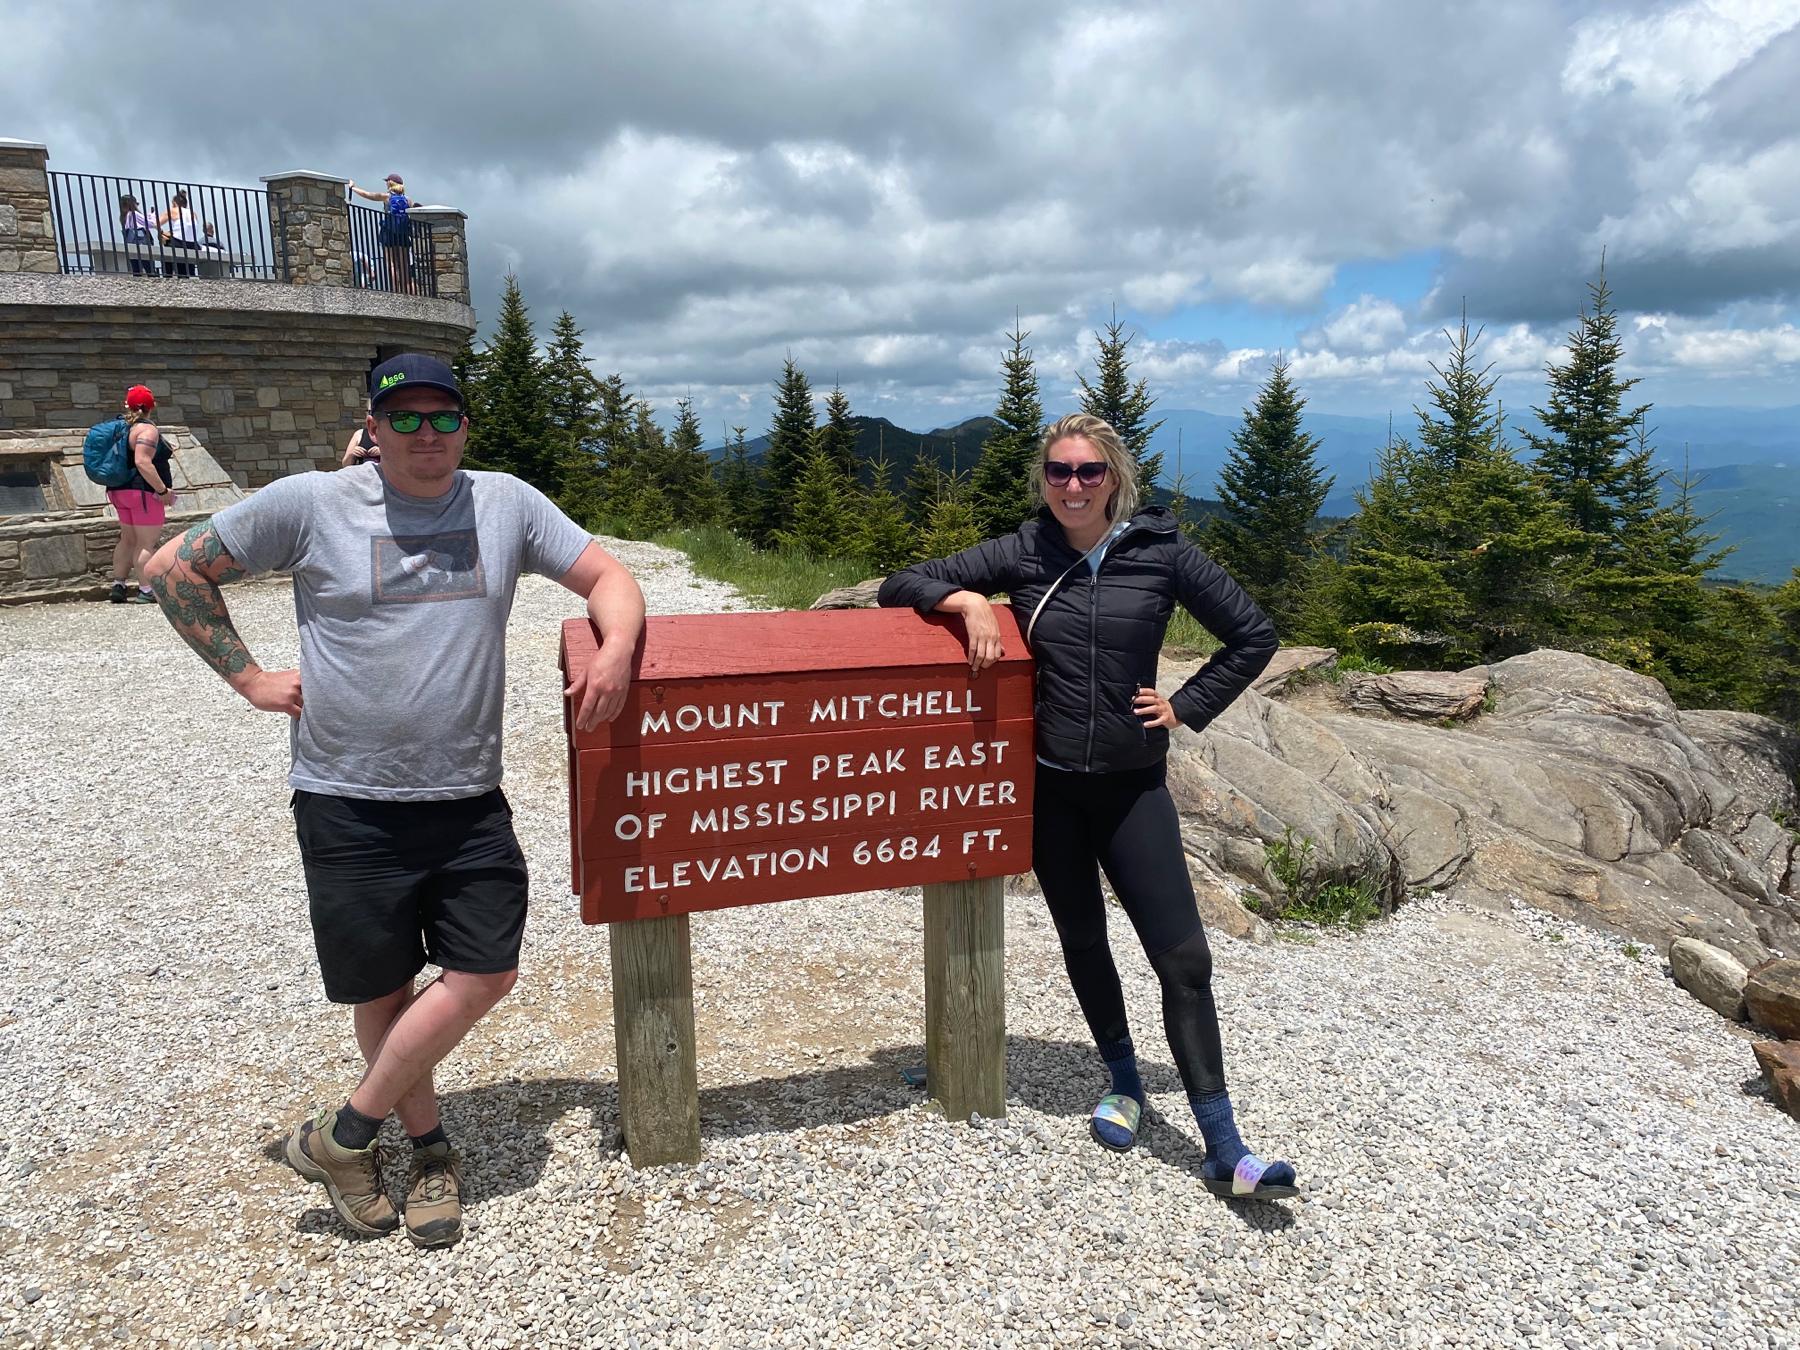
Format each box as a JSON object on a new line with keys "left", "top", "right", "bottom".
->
{"left": 383, "top": 410, "right": 466, "bottom": 434}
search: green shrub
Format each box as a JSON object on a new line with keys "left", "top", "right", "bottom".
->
{"left": 1258, "top": 826, "right": 1399, "bottom": 931}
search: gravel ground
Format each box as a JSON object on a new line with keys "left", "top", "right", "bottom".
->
{"left": 2, "top": 535, "right": 1798, "bottom": 1350}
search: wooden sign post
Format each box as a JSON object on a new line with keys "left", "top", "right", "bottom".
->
{"left": 561, "top": 607, "right": 1034, "bottom": 1166}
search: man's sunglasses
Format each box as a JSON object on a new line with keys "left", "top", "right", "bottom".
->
{"left": 1044, "top": 461, "right": 1110, "bottom": 488}
{"left": 382, "top": 410, "right": 466, "bottom": 434}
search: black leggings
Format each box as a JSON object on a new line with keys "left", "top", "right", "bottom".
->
{"left": 1032, "top": 761, "right": 1227, "bottom": 1098}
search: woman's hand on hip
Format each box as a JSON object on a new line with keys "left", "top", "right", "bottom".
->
{"left": 1134, "top": 686, "right": 1178, "bottom": 729}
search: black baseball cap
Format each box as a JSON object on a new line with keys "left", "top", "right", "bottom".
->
{"left": 369, "top": 353, "right": 463, "bottom": 410}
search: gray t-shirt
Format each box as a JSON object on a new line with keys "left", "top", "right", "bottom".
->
{"left": 212, "top": 466, "right": 593, "bottom": 801}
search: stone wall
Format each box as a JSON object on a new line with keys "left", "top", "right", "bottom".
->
{"left": 0, "top": 425, "right": 245, "bottom": 603}
{"left": 0, "top": 141, "right": 55, "bottom": 275}
{"left": 0, "top": 277, "right": 473, "bottom": 487}
{"left": 263, "top": 171, "right": 353, "bottom": 289}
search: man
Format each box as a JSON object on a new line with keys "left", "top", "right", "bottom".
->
{"left": 145, "top": 353, "right": 643, "bottom": 1248}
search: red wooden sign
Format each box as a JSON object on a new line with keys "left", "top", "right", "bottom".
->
{"left": 561, "top": 607, "right": 1035, "bottom": 923}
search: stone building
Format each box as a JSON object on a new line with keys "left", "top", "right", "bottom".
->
{"left": 0, "top": 137, "right": 477, "bottom": 601}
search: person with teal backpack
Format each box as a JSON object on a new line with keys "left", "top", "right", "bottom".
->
{"left": 95, "top": 385, "right": 175, "bottom": 603}
{"left": 350, "top": 173, "right": 414, "bottom": 295}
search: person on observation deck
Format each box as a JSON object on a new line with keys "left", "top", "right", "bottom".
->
{"left": 878, "top": 412, "right": 1298, "bottom": 1202}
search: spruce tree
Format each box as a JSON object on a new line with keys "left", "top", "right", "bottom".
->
{"left": 1764, "top": 572, "right": 1800, "bottom": 724}
{"left": 1206, "top": 357, "right": 1332, "bottom": 630}
{"left": 850, "top": 454, "right": 916, "bottom": 574}
{"left": 718, "top": 425, "right": 761, "bottom": 538}
{"left": 1523, "top": 265, "right": 1651, "bottom": 538}
{"left": 754, "top": 358, "right": 817, "bottom": 547}
{"left": 1077, "top": 306, "right": 1165, "bottom": 487}
{"left": 543, "top": 310, "right": 602, "bottom": 518}
{"left": 815, "top": 385, "right": 860, "bottom": 483}
{"left": 666, "top": 396, "right": 727, "bottom": 527}
{"left": 904, "top": 449, "right": 943, "bottom": 528}
{"left": 465, "top": 274, "right": 556, "bottom": 490}
{"left": 917, "top": 474, "right": 982, "bottom": 560}
{"left": 776, "top": 448, "right": 849, "bottom": 557}
{"left": 971, "top": 319, "right": 1044, "bottom": 539}
{"left": 593, "top": 373, "right": 638, "bottom": 525}
{"left": 1417, "top": 306, "right": 1499, "bottom": 472}
{"left": 1338, "top": 324, "right": 1591, "bottom": 665}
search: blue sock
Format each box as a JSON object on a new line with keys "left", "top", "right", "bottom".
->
{"left": 1190, "top": 1091, "right": 1295, "bottom": 1189}
{"left": 1100, "top": 1039, "right": 1143, "bottom": 1104}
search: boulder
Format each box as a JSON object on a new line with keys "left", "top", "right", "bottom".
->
{"left": 1667, "top": 938, "right": 1749, "bottom": 1021}
{"left": 810, "top": 578, "right": 884, "bottom": 610}
{"left": 1746, "top": 959, "right": 1800, "bottom": 1040}
{"left": 1750, "top": 1040, "right": 1800, "bottom": 1122}
{"left": 1342, "top": 670, "right": 1488, "bottom": 721}
{"left": 1252, "top": 646, "right": 1338, "bottom": 696}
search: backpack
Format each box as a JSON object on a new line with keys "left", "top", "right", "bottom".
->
{"left": 83, "top": 419, "right": 135, "bottom": 488}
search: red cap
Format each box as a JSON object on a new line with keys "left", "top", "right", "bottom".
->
{"left": 125, "top": 385, "right": 155, "bottom": 410}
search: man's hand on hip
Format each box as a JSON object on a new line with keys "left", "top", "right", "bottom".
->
{"left": 235, "top": 668, "right": 303, "bottom": 718}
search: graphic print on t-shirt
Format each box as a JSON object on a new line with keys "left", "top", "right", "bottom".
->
{"left": 370, "top": 529, "right": 488, "bottom": 604}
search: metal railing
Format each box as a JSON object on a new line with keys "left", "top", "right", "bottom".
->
{"left": 49, "top": 171, "right": 281, "bottom": 282}
{"left": 347, "top": 200, "right": 438, "bottom": 297}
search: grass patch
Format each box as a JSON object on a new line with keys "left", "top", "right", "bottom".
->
{"left": 642, "top": 525, "right": 871, "bottom": 611}
{"left": 1257, "top": 827, "right": 1393, "bottom": 931}
{"left": 1164, "top": 610, "right": 1221, "bottom": 657}
{"left": 1623, "top": 942, "right": 1642, "bottom": 960}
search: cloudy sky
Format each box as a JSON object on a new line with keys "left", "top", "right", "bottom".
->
{"left": 7, "top": 0, "right": 1799, "bottom": 434}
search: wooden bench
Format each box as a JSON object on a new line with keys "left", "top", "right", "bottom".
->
{"left": 561, "top": 606, "right": 1035, "bottom": 1165}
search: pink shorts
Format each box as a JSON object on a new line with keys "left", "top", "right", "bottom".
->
{"left": 108, "top": 489, "right": 167, "bottom": 527}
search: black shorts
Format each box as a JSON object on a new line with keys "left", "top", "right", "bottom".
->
{"left": 292, "top": 788, "right": 529, "bottom": 1004}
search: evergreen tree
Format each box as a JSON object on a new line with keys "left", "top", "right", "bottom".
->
{"left": 971, "top": 319, "right": 1044, "bottom": 539}
{"left": 904, "top": 449, "right": 943, "bottom": 528}
{"left": 1077, "top": 306, "right": 1165, "bottom": 487}
{"left": 1416, "top": 305, "right": 1500, "bottom": 472}
{"left": 592, "top": 373, "right": 639, "bottom": 523}
{"left": 1523, "top": 265, "right": 1651, "bottom": 538}
{"left": 1206, "top": 357, "right": 1332, "bottom": 630}
{"left": 718, "top": 425, "right": 761, "bottom": 537}
{"left": 850, "top": 454, "right": 916, "bottom": 574}
{"left": 1336, "top": 324, "right": 1588, "bottom": 665}
{"left": 917, "top": 473, "right": 982, "bottom": 560}
{"left": 1764, "top": 571, "right": 1800, "bottom": 724}
{"left": 543, "top": 310, "right": 602, "bottom": 518}
{"left": 614, "top": 402, "right": 674, "bottom": 538}
{"left": 464, "top": 273, "right": 556, "bottom": 489}
{"left": 776, "top": 448, "right": 850, "bottom": 557}
{"left": 815, "top": 385, "right": 859, "bottom": 483}
{"left": 665, "top": 396, "right": 727, "bottom": 527}
{"left": 753, "top": 358, "right": 817, "bottom": 547}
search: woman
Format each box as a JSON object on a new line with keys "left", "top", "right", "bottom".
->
{"left": 878, "top": 412, "right": 1297, "bottom": 1201}
{"left": 118, "top": 194, "right": 157, "bottom": 276}
{"left": 107, "top": 385, "right": 175, "bottom": 604}
{"left": 156, "top": 190, "right": 201, "bottom": 276}
{"left": 350, "top": 174, "right": 413, "bottom": 295}
{"left": 341, "top": 401, "right": 380, "bottom": 467}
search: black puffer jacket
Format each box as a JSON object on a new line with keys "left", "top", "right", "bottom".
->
{"left": 878, "top": 507, "right": 1278, "bottom": 773}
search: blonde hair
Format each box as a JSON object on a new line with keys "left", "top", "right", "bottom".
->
{"left": 1031, "top": 413, "right": 1139, "bottom": 522}
{"left": 123, "top": 406, "right": 152, "bottom": 426}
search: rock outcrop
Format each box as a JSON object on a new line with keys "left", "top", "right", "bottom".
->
{"left": 1163, "top": 649, "right": 1800, "bottom": 966}
{"left": 1668, "top": 938, "right": 1750, "bottom": 1021}
{"left": 1746, "top": 960, "right": 1800, "bottom": 1039}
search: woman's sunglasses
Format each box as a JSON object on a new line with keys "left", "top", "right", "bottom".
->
{"left": 1044, "top": 461, "right": 1109, "bottom": 488}
{"left": 382, "top": 410, "right": 466, "bottom": 435}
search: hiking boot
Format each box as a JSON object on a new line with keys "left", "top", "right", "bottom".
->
{"left": 109, "top": 582, "right": 127, "bottom": 604}
{"left": 126, "top": 590, "right": 157, "bottom": 604}
{"left": 403, "top": 1141, "right": 464, "bottom": 1248}
{"left": 284, "top": 1109, "right": 399, "bottom": 1236}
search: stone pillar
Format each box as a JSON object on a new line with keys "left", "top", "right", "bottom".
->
{"left": 0, "top": 139, "right": 56, "bottom": 275}
{"left": 409, "top": 206, "right": 470, "bottom": 305}
{"left": 260, "top": 170, "right": 352, "bottom": 288}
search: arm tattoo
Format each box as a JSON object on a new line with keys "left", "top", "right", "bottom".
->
{"left": 152, "top": 521, "right": 256, "bottom": 680}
